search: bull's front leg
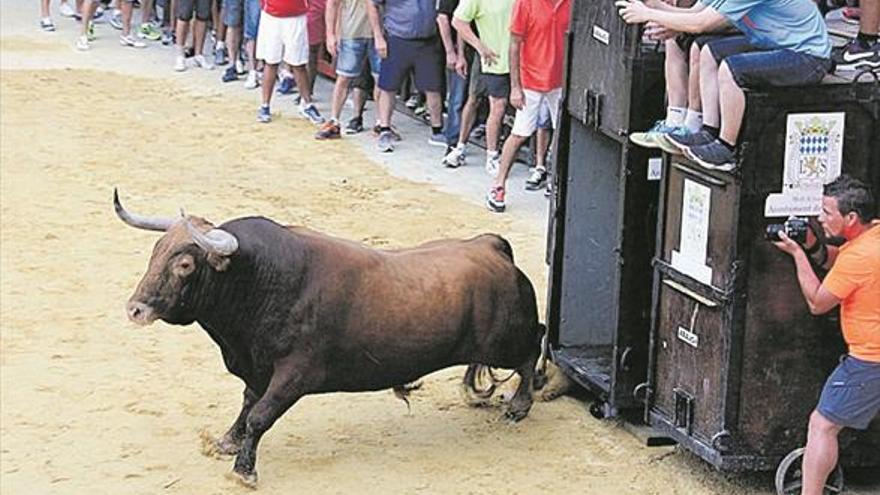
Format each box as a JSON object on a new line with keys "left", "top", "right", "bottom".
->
{"left": 230, "top": 356, "right": 317, "bottom": 488}
{"left": 214, "top": 387, "right": 259, "bottom": 456}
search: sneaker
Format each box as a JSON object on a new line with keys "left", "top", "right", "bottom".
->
{"left": 214, "top": 45, "right": 228, "bottom": 66}
{"left": 405, "top": 95, "right": 420, "bottom": 109}
{"left": 414, "top": 104, "right": 428, "bottom": 117}
{"left": 59, "top": 2, "right": 76, "bottom": 17}
{"left": 485, "top": 151, "right": 500, "bottom": 177}
{"left": 76, "top": 35, "right": 90, "bottom": 50}
{"left": 471, "top": 123, "right": 486, "bottom": 140}
{"left": 629, "top": 120, "right": 682, "bottom": 149}
{"left": 525, "top": 167, "right": 548, "bottom": 191}
{"left": 442, "top": 145, "right": 466, "bottom": 168}
{"left": 40, "top": 17, "right": 56, "bottom": 31}
{"left": 315, "top": 120, "right": 341, "bottom": 140}
{"left": 544, "top": 181, "right": 553, "bottom": 199}
{"left": 173, "top": 54, "right": 186, "bottom": 71}
{"left": 685, "top": 140, "right": 737, "bottom": 172}
{"left": 377, "top": 130, "right": 395, "bottom": 152}
{"left": 257, "top": 105, "right": 271, "bottom": 123}
{"left": 486, "top": 186, "right": 506, "bottom": 213}
{"left": 193, "top": 54, "right": 213, "bottom": 69}
{"left": 299, "top": 103, "right": 325, "bottom": 125}
{"left": 160, "top": 29, "right": 173, "bottom": 45}
{"left": 138, "top": 22, "right": 162, "bottom": 41}
{"left": 108, "top": 9, "right": 123, "bottom": 30}
{"left": 92, "top": 6, "right": 105, "bottom": 22}
{"left": 244, "top": 70, "right": 259, "bottom": 89}
{"left": 428, "top": 132, "right": 446, "bottom": 147}
{"left": 234, "top": 59, "right": 246, "bottom": 75}
{"left": 221, "top": 66, "right": 238, "bottom": 82}
{"left": 373, "top": 124, "right": 402, "bottom": 141}
{"left": 666, "top": 129, "right": 716, "bottom": 153}
{"left": 277, "top": 76, "right": 295, "bottom": 95}
{"left": 654, "top": 126, "right": 690, "bottom": 155}
{"left": 184, "top": 46, "right": 195, "bottom": 58}
{"left": 344, "top": 116, "right": 364, "bottom": 135}
{"left": 833, "top": 39, "right": 880, "bottom": 71}
{"left": 120, "top": 34, "right": 146, "bottom": 48}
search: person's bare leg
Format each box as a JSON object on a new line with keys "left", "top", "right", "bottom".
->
{"left": 699, "top": 44, "right": 721, "bottom": 129}
{"left": 425, "top": 90, "right": 442, "bottom": 128}
{"left": 455, "top": 96, "right": 479, "bottom": 146}
{"left": 193, "top": 18, "right": 207, "bottom": 55}
{"left": 665, "top": 39, "right": 688, "bottom": 109}
{"left": 486, "top": 95, "right": 507, "bottom": 154}
{"left": 140, "top": 0, "right": 154, "bottom": 24}
{"left": 493, "top": 134, "right": 529, "bottom": 188}
{"left": 717, "top": 61, "right": 744, "bottom": 146}
{"left": 290, "top": 65, "right": 313, "bottom": 104}
{"left": 41, "top": 0, "right": 51, "bottom": 18}
{"left": 351, "top": 87, "right": 367, "bottom": 118}
{"left": 861, "top": 0, "right": 880, "bottom": 36}
{"left": 175, "top": 17, "right": 189, "bottom": 51}
{"left": 688, "top": 42, "right": 702, "bottom": 111}
{"left": 801, "top": 411, "right": 843, "bottom": 495}
{"left": 377, "top": 89, "right": 394, "bottom": 127}
{"left": 535, "top": 128, "right": 550, "bottom": 170}
{"left": 80, "top": 0, "right": 97, "bottom": 36}
{"left": 262, "top": 63, "right": 278, "bottom": 106}
{"left": 245, "top": 39, "right": 256, "bottom": 71}
{"left": 330, "top": 75, "right": 351, "bottom": 121}
{"left": 120, "top": 0, "right": 134, "bottom": 36}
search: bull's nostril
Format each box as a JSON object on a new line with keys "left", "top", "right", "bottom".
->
{"left": 130, "top": 307, "right": 141, "bottom": 318}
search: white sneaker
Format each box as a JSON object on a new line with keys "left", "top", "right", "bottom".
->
{"left": 59, "top": 2, "right": 76, "bottom": 17}
{"left": 244, "top": 70, "right": 259, "bottom": 89}
{"left": 485, "top": 151, "right": 500, "bottom": 177}
{"left": 193, "top": 54, "right": 214, "bottom": 70}
{"left": 442, "top": 144, "right": 466, "bottom": 168}
{"left": 119, "top": 34, "right": 146, "bottom": 48}
{"left": 76, "top": 35, "right": 90, "bottom": 51}
{"left": 173, "top": 54, "right": 186, "bottom": 71}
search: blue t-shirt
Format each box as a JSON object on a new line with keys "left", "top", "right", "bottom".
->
{"left": 712, "top": 0, "right": 831, "bottom": 59}
{"left": 372, "top": 0, "right": 438, "bottom": 39}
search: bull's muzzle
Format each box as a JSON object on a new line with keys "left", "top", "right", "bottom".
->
{"left": 126, "top": 300, "right": 156, "bottom": 326}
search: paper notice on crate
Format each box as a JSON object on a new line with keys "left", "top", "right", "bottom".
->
{"left": 648, "top": 157, "right": 662, "bottom": 181}
{"left": 765, "top": 112, "right": 844, "bottom": 217}
{"left": 671, "top": 179, "right": 713, "bottom": 285}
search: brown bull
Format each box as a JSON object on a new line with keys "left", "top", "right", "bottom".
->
{"left": 115, "top": 190, "right": 543, "bottom": 487}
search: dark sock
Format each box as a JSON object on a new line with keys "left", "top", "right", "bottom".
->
{"left": 379, "top": 126, "right": 391, "bottom": 133}
{"left": 431, "top": 125, "right": 442, "bottom": 135}
{"left": 856, "top": 31, "right": 878, "bottom": 47}
{"left": 703, "top": 125, "right": 720, "bottom": 138}
{"left": 719, "top": 138, "right": 736, "bottom": 152}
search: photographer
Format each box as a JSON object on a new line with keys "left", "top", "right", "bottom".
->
{"left": 772, "top": 174, "right": 879, "bottom": 495}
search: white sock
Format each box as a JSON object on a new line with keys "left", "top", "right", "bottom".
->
{"left": 216, "top": 41, "right": 225, "bottom": 50}
{"left": 488, "top": 150, "right": 500, "bottom": 158}
{"left": 456, "top": 141, "right": 467, "bottom": 150}
{"left": 666, "top": 106, "right": 686, "bottom": 126}
{"left": 684, "top": 110, "right": 703, "bottom": 132}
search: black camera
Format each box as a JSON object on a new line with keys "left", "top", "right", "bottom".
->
{"left": 765, "top": 216, "right": 810, "bottom": 244}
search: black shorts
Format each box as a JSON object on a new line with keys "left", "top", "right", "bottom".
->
{"left": 378, "top": 35, "right": 444, "bottom": 93}
{"left": 467, "top": 56, "right": 509, "bottom": 99}
{"left": 177, "top": 0, "right": 211, "bottom": 21}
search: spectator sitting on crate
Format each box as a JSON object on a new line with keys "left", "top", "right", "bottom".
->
{"left": 772, "top": 175, "right": 880, "bottom": 495}
{"left": 617, "top": 0, "right": 833, "bottom": 172}
{"left": 832, "top": 0, "right": 880, "bottom": 71}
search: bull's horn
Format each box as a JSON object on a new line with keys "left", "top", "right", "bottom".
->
{"left": 180, "top": 210, "right": 239, "bottom": 256}
{"left": 114, "top": 188, "right": 176, "bottom": 232}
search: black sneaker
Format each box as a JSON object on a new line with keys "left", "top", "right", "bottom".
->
{"left": 344, "top": 116, "right": 364, "bottom": 135}
{"left": 666, "top": 129, "right": 716, "bottom": 153}
{"left": 525, "top": 167, "right": 548, "bottom": 191}
{"left": 685, "top": 140, "right": 737, "bottom": 172}
{"left": 833, "top": 39, "right": 880, "bottom": 71}
{"left": 221, "top": 65, "right": 238, "bottom": 83}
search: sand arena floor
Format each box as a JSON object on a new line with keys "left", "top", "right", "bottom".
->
{"left": 1, "top": 16, "right": 878, "bottom": 495}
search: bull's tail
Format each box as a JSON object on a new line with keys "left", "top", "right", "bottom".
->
{"left": 461, "top": 364, "right": 516, "bottom": 406}
{"left": 533, "top": 323, "right": 551, "bottom": 390}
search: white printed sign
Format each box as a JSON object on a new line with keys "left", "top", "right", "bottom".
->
{"left": 764, "top": 113, "right": 845, "bottom": 217}
{"left": 592, "top": 25, "right": 610, "bottom": 45}
{"left": 671, "top": 179, "right": 713, "bottom": 285}
{"left": 677, "top": 326, "right": 699, "bottom": 348}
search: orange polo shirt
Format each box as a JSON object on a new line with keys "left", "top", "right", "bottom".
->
{"left": 509, "top": 0, "right": 571, "bottom": 92}
{"left": 823, "top": 224, "right": 880, "bottom": 362}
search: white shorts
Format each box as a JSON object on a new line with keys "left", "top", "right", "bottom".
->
{"left": 511, "top": 88, "right": 562, "bottom": 137}
{"left": 255, "top": 11, "right": 308, "bottom": 66}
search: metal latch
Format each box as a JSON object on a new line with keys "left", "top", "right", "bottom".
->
{"left": 586, "top": 90, "right": 603, "bottom": 130}
{"left": 673, "top": 388, "right": 695, "bottom": 434}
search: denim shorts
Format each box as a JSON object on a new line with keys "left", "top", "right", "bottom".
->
{"left": 705, "top": 35, "right": 832, "bottom": 88}
{"left": 817, "top": 355, "right": 880, "bottom": 430}
{"left": 177, "top": 0, "right": 210, "bottom": 21}
{"left": 378, "top": 35, "right": 444, "bottom": 93}
{"left": 243, "top": 0, "right": 260, "bottom": 40}
{"left": 336, "top": 38, "right": 381, "bottom": 78}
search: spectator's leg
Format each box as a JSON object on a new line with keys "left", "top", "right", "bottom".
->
{"left": 486, "top": 95, "right": 506, "bottom": 154}
{"left": 80, "top": 0, "right": 97, "bottom": 37}
{"left": 535, "top": 127, "right": 550, "bottom": 170}
{"left": 717, "top": 60, "right": 744, "bottom": 147}
{"left": 41, "top": 0, "right": 50, "bottom": 18}
{"left": 860, "top": 0, "right": 880, "bottom": 42}
{"left": 425, "top": 91, "right": 443, "bottom": 129}
{"left": 665, "top": 39, "right": 688, "bottom": 114}
{"left": 330, "top": 75, "right": 351, "bottom": 122}
{"left": 352, "top": 88, "right": 367, "bottom": 118}
{"left": 685, "top": 40, "right": 703, "bottom": 131}
{"left": 140, "top": 0, "right": 155, "bottom": 25}
{"left": 699, "top": 44, "right": 721, "bottom": 132}
{"left": 291, "top": 65, "right": 312, "bottom": 103}
{"left": 262, "top": 63, "right": 279, "bottom": 106}
{"left": 495, "top": 134, "right": 529, "bottom": 188}
{"left": 456, "top": 95, "right": 479, "bottom": 146}
{"left": 227, "top": 26, "right": 241, "bottom": 67}
{"left": 120, "top": 0, "right": 134, "bottom": 37}
{"left": 802, "top": 411, "right": 843, "bottom": 495}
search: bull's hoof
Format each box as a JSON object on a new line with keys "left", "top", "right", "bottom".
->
{"left": 215, "top": 435, "right": 242, "bottom": 456}
{"left": 226, "top": 469, "right": 258, "bottom": 489}
{"left": 502, "top": 407, "right": 530, "bottom": 423}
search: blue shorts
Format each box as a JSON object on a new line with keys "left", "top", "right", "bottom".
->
{"left": 336, "top": 38, "right": 380, "bottom": 78}
{"left": 704, "top": 35, "right": 832, "bottom": 88}
{"left": 817, "top": 355, "right": 880, "bottom": 430}
{"left": 243, "top": 0, "right": 260, "bottom": 40}
{"left": 378, "top": 35, "right": 444, "bottom": 93}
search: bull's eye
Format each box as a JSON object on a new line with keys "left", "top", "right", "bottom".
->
{"left": 175, "top": 255, "right": 196, "bottom": 276}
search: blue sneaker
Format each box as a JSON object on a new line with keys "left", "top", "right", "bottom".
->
{"left": 214, "top": 45, "right": 228, "bottom": 66}
{"left": 685, "top": 139, "right": 737, "bottom": 172}
{"left": 221, "top": 66, "right": 238, "bottom": 83}
{"left": 298, "top": 103, "right": 324, "bottom": 125}
{"left": 629, "top": 120, "right": 681, "bottom": 150}
{"left": 654, "top": 126, "right": 691, "bottom": 155}
{"left": 257, "top": 105, "right": 271, "bottom": 123}
{"left": 277, "top": 76, "right": 295, "bottom": 95}
{"left": 666, "top": 129, "right": 716, "bottom": 154}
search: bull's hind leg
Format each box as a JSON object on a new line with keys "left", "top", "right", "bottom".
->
{"left": 214, "top": 387, "right": 259, "bottom": 456}
{"left": 504, "top": 349, "right": 539, "bottom": 422}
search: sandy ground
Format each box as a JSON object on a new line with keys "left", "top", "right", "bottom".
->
{"left": 1, "top": 9, "right": 878, "bottom": 495}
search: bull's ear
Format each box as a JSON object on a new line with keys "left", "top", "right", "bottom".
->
{"left": 206, "top": 253, "right": 231, "bottom": 272}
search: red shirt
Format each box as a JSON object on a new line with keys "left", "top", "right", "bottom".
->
{"left": 307, "top": 0, "right": 327, "bottom": 44}
{"left": 510, "top": 0, "right": 571, "bottom": 92}
{"left": 262, "top": 0, "right": 308, "bottom": 18}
